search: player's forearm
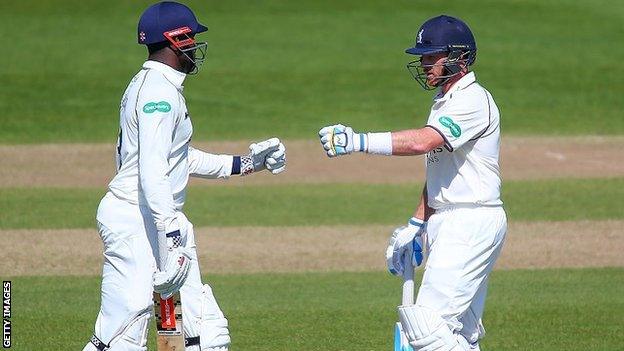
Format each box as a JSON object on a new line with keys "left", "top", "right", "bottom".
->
{"left": 413, "top": 201, "right": 426, "bottom": 221}
{"left": 187, "top": 146, "right": 234, "bottom": 179}
{"left": 413, "top": 183, "right": 433, "bottom": 221}
{"left": 391, "top": 128, "right": 444, "bottom": 156}
{"left": 138, "top": 159, "right": 180, "bottom": 270}
{"left": 188, "top": 144, "right": 279, "bottom": 178}
{"left": 355, "top": 128, "right": 443, "bottom": 155}
{"left": 138, "top": 136, "right": 179, "bottom": 236}
{"left": 139, "top": 159, "right": 179, "bottom": 232}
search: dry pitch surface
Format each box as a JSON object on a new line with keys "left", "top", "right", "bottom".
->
{"left": 2, "top": 136, "right": 623, "bottom": 187}
{"left": 3, "top": 136, "right": 623, "bottom": 275}
{"left": 3, "top": 220, "right": 624, "bottom": 276}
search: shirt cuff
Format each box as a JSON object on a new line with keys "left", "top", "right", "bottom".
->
{"left": 232, "top": 156, "right": 241, "bottom": 175}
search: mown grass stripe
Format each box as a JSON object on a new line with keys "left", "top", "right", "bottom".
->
{"left": 1, "top": 0, "right": 624, "bottom": 143}
{"left": 7, "top": 268, "right": 624, "bottom": 350}
{"left": 1, "top": 178, "right": 623, "bottom": 229}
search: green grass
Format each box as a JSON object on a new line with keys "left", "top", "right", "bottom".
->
{"left": 1, "top": 0, "right": 623, "bottom": 143}
{"left": 1, "top": 178, "right": 623, "bottom": 229}
{"left": 7, "top": 268, "right": 624, "bottom": 350}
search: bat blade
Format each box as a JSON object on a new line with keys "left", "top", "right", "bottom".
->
{"left": 153, "top": 292, "right": 184, "bottom": 351}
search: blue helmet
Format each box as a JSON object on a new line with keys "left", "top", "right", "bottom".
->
{"left": 138, "top": 1, "right": 207, "bottom": 45}
{"left": 138, "top": 1, "right": 208, "bottom": 74}
{"left": 405, "top": 15, "right": 477, "bottom": 90}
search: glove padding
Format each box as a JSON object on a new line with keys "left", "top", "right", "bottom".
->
{"left": 318, "top": 124, "right": 359, "bottom": 157}
{"left": 386, "top": 218, "right": 425, "bottom": 276}
{"left": 247, "top": 137, "right": 286, "bottom": 174}
{"left": 264, "top": 142, "right": 286, "bottom": 174}
{"left": 153, "top": 246, "right": 193, "bottom": 299}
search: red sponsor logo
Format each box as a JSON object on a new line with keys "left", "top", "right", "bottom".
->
{"left": 159, "top": 297, "right": 177, "bottom": 329}
{"left": 164, "top": 26, "right": 191, "bottom": 37}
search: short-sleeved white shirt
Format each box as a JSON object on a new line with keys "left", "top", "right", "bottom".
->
{"left": 425, "top": 72, "right": 503, "bottom": 209}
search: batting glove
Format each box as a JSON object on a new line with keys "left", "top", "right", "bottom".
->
{"left": 241, "top": 137, "right": 286, "bottom": 175}
{"left": 265, "top": 141, "right": 286, "bottom": 174}
{"left": 318, "top": 124, "right": 364, "bottom": 157}
{"left": 385, "top": 217, "right": 425, "bottom": 276}
{"left": 153, "top": 246, "right": 193, "bottom": 299}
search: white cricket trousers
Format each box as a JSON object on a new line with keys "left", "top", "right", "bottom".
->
{"left": 417, "top": 205, "right": 507, "bottom": 348}
{"left": 85, "top": 192, "right": 224, "bottom": 349}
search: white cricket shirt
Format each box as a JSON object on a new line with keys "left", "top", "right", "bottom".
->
{"left": 425, "top": 72, "right": 503, "bottom": 209}
{"left": 107, "top": 60, "right": 234, "bottom": 234}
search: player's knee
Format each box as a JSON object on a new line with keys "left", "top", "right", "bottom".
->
{"left": 186, "top": 284, "right": 230, "bottom": 350}
{"left": 86, "top": 310, "right": 150, "bottom": 351}
{"left": 199, "top": 317, "right": 230, "bottom": 350}
{"left": 185, "top": 318, "right": 230, "bottom": 351}
{"left": 110, "top": 310, "right": 150, "bottom": 351}
{"left": 398, "top": 304, "right": 462, "bottom": 351}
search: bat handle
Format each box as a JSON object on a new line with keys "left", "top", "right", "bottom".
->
{"left": 401, "top": 255, "right": 415, "bottom": 306}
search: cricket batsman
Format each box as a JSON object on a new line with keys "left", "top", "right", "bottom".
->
{"left": 83, "top": 2, "right": 286, "bottom": 350}
{"left": 318, "top": 15, "right": 506, "bottom": 350}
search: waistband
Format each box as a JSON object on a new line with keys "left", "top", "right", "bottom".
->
{"left": 99, "top": 191, "right": 189, "bottom": 227}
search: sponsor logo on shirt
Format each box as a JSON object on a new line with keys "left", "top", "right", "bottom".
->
{"left": 426, "top": 147, "right": 444, "bottom": 165}
{"left": 439, "top": 116, "right": 461, "bottom": 138}
{"left": 143, "top": 101, "right": 172, "bottom": 114}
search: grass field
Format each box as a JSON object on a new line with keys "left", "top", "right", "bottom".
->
{"left": 9, "top": 269, "right": 624, "bottom": 350}
{"left": 1, "top": 0, "right": 623, "bottom": 350}
{"left": 1, "top": 0, "right": 624, "bottom": 143}
{"left": 1, "top": 178, "right": 624, "bottom": 229}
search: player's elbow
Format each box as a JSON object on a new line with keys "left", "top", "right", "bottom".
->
{"left": 139, "top": 172, "right": 159, "bottom": 194}
{"left": 138, "top": 164, "right": 168, "bottom": 193}
{"left": 406, "top": 140, "right": 432, "bottom": 155}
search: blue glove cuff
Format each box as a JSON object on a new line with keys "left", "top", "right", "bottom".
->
{"left": 358, "top": 133, "right": 366, "bottom": 152}
{"left": 408, "top": 217, "right": 425, "bottom": 227}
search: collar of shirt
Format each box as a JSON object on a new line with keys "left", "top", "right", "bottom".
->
{"left": 143, "top": 60, "right": 187, "bottom": 91}
{"left": 433, "top": 71, "right": 476, "bottom": 102}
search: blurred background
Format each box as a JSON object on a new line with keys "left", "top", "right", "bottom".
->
{"left": 0, "top": 0, "right": 623, "bottom": 350}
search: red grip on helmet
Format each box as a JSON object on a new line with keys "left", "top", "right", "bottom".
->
{"left": 164, "top": 26, "right": 195, "bottom": 49}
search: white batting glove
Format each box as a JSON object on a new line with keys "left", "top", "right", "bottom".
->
{"left": 265, "top": 142, "right": 286, "bottom": 174}
{"left": 385, "top": 217, "right": 425, "bottom": 276}
{"left": 153, "top": 246, "right": 193, "bottom": 299}
{"left": 241, "top": 137, "right": 285, "bottom": 175}
{"left": 318, "top": 124, "right": 364, "bottom": 157}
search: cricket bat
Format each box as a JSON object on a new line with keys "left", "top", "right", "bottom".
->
{"left": 393, "top": 256, "right": 414, "bottom": 351}
{"left": 153, "top": 292, "right": 185, "bottom": 351}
